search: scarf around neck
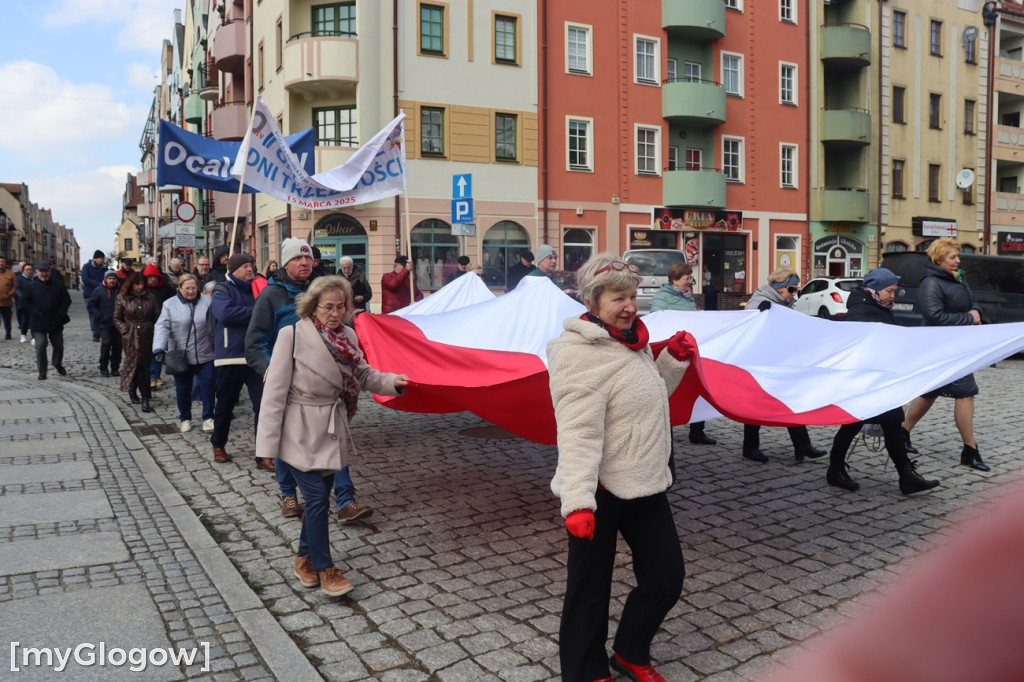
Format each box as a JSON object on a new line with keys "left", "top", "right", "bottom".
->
{"left": 312, "top": 317, "right": 361, "bottom": 419}
{"left": 582, "top": 312, "right": 649, "bottom": 350}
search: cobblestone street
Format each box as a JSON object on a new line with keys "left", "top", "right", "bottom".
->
{"left": 1, "top": 296, "right": 1022, "bottom": 681}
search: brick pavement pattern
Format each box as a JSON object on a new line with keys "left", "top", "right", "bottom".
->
{"left": 1, "top": 295, "right": 1022, "bottom": 681}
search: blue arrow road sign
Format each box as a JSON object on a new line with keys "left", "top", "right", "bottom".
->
{"left": 452, "top": 199, "right": 474, "bottom": 224}
{"left": 453, "top": 174, "right": 472, "bottom": 199}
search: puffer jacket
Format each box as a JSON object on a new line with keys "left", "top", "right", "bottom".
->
{"left": 649, "top": 283, "right": 698, "bottom": 312}
{"left": 843, "top": 287, "right": 896, "bottom": 324}
{"left": 547, "top": 316, "right": 690, "bottom": 517}
{"left": 81, "top": 260, "right": 106, "bottom": 299}
{"left": 245, "top": 270, "right": 311, "bottom": 377}
{"left": 153, "top": 293, "right": 214, "bottom": 365}
{"left": 746, "top": 283, "right": 793, "bottom": 311}
{"left": 918, "top": 262, "right": 980, "bottom": 327}
{"left": 211, "top": 274, "right": 254, "bottom": 365}
{"left": 87, "top": 280, "right": 121, "bottom": 329}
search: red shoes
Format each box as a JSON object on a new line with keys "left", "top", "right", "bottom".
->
{"left": 610, "top": 653, "right": 667, "bottom": 682}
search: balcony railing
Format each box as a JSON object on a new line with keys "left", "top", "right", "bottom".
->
{"left": 820, "top": 22, "right": 871, "bottom": 69}
{"left": 662, "top": 77, "right": 726, "bottom": 127}
{"left": 213, "top": 19, "right": 245, "bottom": 72}
{"left": 197, "top": 62, "right": 219, "bottom": 101}
{"left": 283, "top": 31, "right": 359, "bottom": 98}
{"left": 211, "top": 99, "right": 248, "bottom": 141}
{"left": 663, "top": 167, "right": 727, "bottom": 209}
{"left": 662, "top": 0, "right": 725, "bottom": 40}
{"left": 820, "top": 107, "right": 871, "bottom": 147}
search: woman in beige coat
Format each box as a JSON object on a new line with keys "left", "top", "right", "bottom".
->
{"left": 256, "top": 275, "right": 408, "bottom": 597}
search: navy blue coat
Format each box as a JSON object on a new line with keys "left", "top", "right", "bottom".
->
{"left": 21, "top": 276, "right": 71, "bottom": 333}
{"left": 81, "top": 260, "right": 106, "bottom": 299}
{"left": 87, "top": 281, "right": 120, "bottom": 330}
{"left": 210, "top": 274, "right": 255, "bottom": 363}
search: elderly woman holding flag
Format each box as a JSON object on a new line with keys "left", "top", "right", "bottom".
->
{"left": 547, "top": 252, "right": 695, "bottom": 682}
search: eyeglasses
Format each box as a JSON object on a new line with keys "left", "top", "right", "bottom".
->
{"left": 595, "top": 260, "right": 640, "bottom": 276}
{"left": 786, "top": 286, "right": 799, "bottom": 294}
{"left": 316, "top": 304, "right": 346, "bottom": 314}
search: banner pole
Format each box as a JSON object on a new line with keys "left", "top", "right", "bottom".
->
{"left": 229, "top": 99, "right": 261, "bottom": 258}
{"left": 403, "top": 190, "right": 413, "bottom": 301}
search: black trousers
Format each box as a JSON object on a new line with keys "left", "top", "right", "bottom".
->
{"left": 829, "top": 406, "right": 909, "bottom": 470}
{"left": 17, "top": 306, "right": 31, "bottom": 335}
{"left": 743, "top": 423, "right": 811, "bottom": 453}
{"left": 211, "top": 364, "right": 264, "bottom": 449}
{"left": 99, "top": 327, "right": 122, "bottom": 373}
{"left": 0, "top": 305, "right": 11, "bottom": 337}
{"left": 559, "top": 489, "right": 684, "bottom": 682}
{"left": 33, "top": 330, "right": 63, "bottom": 376}
{"left": 131, "top": 362, "right": 153, "bottom": 401}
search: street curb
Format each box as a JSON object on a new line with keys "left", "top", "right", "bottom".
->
{"left": 61, "top": 378, "right": 324, "bottom": 681}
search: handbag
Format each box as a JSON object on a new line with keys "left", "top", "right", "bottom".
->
{"left": 163, "top": 349, "right": 189, "bottom": 375}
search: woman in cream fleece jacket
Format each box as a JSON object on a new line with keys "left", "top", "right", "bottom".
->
{"left": 548, "top": 253, "right": 694, "bottom": 682}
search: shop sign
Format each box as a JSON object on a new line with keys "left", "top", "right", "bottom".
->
{"left": 922, "top": 220, "right": 957, "bottom": 237}
{"left": 652, "top": 207, "right": 743, "bottom": 231}
{"left": 814, "top": 234, "right": 863, "bottom": 253}
{"left": 313, "top": 213, "right": 367, "bottom": 238}
{"left": 997, "top": 231, "right": 1024, "bottom": 255}
{"left": 827, "top": 224, "right": 852, "bottom": 233}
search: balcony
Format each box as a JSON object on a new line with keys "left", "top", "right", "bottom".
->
{"left": 283, "top": 33, "right": 359, "bottom": 100}
{"left": 211, "top": 100, "right": 248, "bottom": 141}
{"left": 818, "top": 187, "right": 870, "bottom": 223}
{"left": 663, "top": 168, "right": 727, "bottom": 210}
{"left": 662, "top": 79, "right": 726, "bottom": 127}
{"left": 993, "top": 191, "right": 1024, "bottom": 227}
{"left": 662, "top": 0, "right": 724, "bottom": 40}
{"left": 184, "top": 93, "right": 205, "bottom": 124}
{"left": 820, "top": 23, "right": 871, "bottom": 69}
{"left": 996, "top": 57, "right": 1024, "bottom": 97}
{"left": 820, "top": 108, "right": 871, "bottom": 147}
{"left": 994, "top": 125, "right": 1024, "bottom": 162}
{"left": 213, "top": 190, "right": 251, "bottom": 223}
{"left": 213, "top": 20, "right": 245, "bottom": 72}
{"left": 197, "top": 62, "right": 219, "bottom": 102}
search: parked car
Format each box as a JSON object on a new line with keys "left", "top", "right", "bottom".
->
{"left": 881, "top": 251, "right": 1024, "bottom": 326}
{"left": 622, "top": 249, "right": 688, "bottom": 313}
{"left": 793, "top": 276, "right": 862, "bottom": 319}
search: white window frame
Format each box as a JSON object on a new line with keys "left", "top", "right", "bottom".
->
{"left": 724, "top": 0, "right": 743, "bottom": 10}
{"left": 667, "top": 145, "right": 679, "bottom": 171}
{"left": 567, "top": 116, "right": 594, "bottom": 172}
{"left": 683, "top": 61, "right": 702, "bottom": 83}
{"left": 634, "top": 35, "right": 660, "bottom": 85}
{"left": 635, "top": 124, "right": 661, "bottom": 176}
{"left": 780, "top": 0, "right": 796, "bottom": 23}
{"left": 566, "top": 23, "right": 593, "bottom": 76}
{"left": 722, "top": 136, "right": 745, "bottom": 183}
{"left": 722, "top": 52, "right": 744, "bottom": 97}
{"left": 779, "top": 62, "right": 797, "bottom": 105}
{"left": 685, "top": 148, "right": 703, "bottom": 171}
{"left": 666, "top": 58, "right": 677, "bottom": 84}
{"left": 780, "top": 143, "right": 798, "bottom": 188}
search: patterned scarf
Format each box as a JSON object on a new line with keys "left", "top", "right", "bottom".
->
{"left": 582, "top": 313, "right": 650, "bottom": 350}
{"left": 311, "top": 317, "right": 361, "bottom": 419}
{"left": 864, "top": 287, "right": 894, "bottom": 309}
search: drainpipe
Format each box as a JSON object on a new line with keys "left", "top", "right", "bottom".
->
{"left": 394, "top": 0, "right": 401, "bottom": 256}
{"left": 983, "top": 2, "right": 999, "bottom": 255}
{"left": 877, "top": 0, "right": 885, "bottom": 265}
{"left": 541, "top": 0, "right": 549, "bottom": 244}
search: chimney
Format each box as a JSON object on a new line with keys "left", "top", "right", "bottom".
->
{"left": 174, "top": 8, "right": 182, "bottom": 24}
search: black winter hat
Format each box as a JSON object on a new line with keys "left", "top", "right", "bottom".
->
{"left": 93, "top": 249, "right": 105, "bottom": 259}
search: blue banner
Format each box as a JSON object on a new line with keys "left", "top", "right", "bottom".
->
{"left": 157, "top": 120, "right": 315, "bottom": 193}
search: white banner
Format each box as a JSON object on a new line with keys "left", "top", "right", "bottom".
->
{"left": 230, "top": 97, "right": 407, "bottom": 209}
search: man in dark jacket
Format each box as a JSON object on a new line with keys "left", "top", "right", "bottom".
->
{"left": 210, "top": 254, "right": 264, "bottom": 466}
{"left": 204, "top": 245, "right": 230, "bottom": 286}
{"left": 115, "top": 258, "right": 135, "bottom": 284}
{"left": 20, "top": 260, "right": 71, "bottom": 380}
{"left": 506, "top": 250, "right": 534, "bottom": 289}
{"left": 339, "top": 256, "right": 372, "bottom": 310}
{"left": 444, "top": 256, "right": 471, "bottom": 285}
{"left": 87, "top": 270, "right": 122, "bottom": 377}
{"left": 825, "top": 268, "right": 940, "bottom": 496}
{"left": 81, "top": 250, "right": 106, "bottom": 341}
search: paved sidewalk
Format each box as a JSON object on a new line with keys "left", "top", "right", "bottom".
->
{"left": 2, "top": 295, "right": 1023, "bottom": 681}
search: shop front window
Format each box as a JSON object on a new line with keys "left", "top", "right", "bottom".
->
{"left": 775, "top": 236, "right": 798, "bottom": 272}
{"left": 411, "top": 219, "right": 458, "bottom": 290}
{"left": 482, "top": 220, "right": 530, "bottom": 289}
{"left": 813, "top": 234, "right": 865, "bottom": 277}
{"left": 562, "top": 228, "right": 593, "bottom": 271}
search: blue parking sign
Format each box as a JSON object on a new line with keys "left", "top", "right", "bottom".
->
{"left": 452, "top": 199, "right": 474, "bottom": 224}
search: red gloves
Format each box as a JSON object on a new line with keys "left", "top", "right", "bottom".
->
{"left": 666, "top": 331, "right": 698, "bottom": 362}
{"left": 565, "top": 509, "right": 595, "bottom": 540}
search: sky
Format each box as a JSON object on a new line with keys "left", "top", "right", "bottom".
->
{"left": 0, "top": 0, "right": 184, "bottom": 264}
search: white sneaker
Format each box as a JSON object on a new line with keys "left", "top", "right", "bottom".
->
{"left": 19, "top": 334, "right": 26, "bottom": 343}
{"left": 202, "top": 418, "right": 214, "bottom": 432}
{"left": 30, "top": 337, "right": 35, "bottom": 346}
{"left": 179, "top": 420, "right": 192, "bottom": 433}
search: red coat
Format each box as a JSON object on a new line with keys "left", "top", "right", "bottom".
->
{"left": 380, "top": 267, "right": 422, "bottom": 314}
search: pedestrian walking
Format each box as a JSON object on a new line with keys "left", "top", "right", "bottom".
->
{"left": 741, "top": 268, "right": 827, "bottom": 463}
{"left": 547, "top": 253, "right": 691, "bottom": 682}
{"left": 164, "top": 257, "right": 185, "bottom": 287}
{"left": 145, "top": 263, "right": 175, "bottom": 388}
{"left": 0, "top": 256, "right": 15, "bottom": 340}
{"left": 256, "top": 275, "right": 408, "bottom": 597}
{"left": 81, "top": 249, "right": 106, "bottom": 341}
{"left": 19, "top": 260, "right": 71, "bottom": 380}
{"left": 113, "top": 271, "right": 160, "bottom": 412}
{"left": 209, "top": 254, "right": 264, "bottom": 465}
{"left": 204, "top": 246, "right": 229, "bottom": 286}
{"left": 193, "top": 256, "right": 212, "bottom": 282}
{"left": 153, "top": 274, "right": 215, "bottom": 435}
{"left": 114, "top": 258, "right": 135, "bottom": 284}
{"left": 15, "top": 262, "right": 34, "bottom": 343}
{"left": 86, "top": 270, "right": 123, "bottom": 377}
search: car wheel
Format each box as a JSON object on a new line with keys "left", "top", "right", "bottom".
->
{"left": 817, "top": 306, "right": 831, "bottom": 319}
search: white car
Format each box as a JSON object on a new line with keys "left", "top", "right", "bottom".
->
{"left": 794, "top": 277, "right": 862, "bottom": 319}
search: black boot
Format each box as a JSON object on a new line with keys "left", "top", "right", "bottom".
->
{"left": 140, "top": 399, "right": 151, "bottom": 413}
{"left": 128, "top": 388, "right": 140, "bottom": 404}
{"left": 960, "top": 444, "right": 990, "bottom": 472}
{"left": 742, "top": 449, "right": 769, "bottom": 463}
{"left": 826, "top": 465, "right": 860, "bottom": 491}
{"left": 901, "top": 427, "right": 919, "bottom": 454}
{"left": 897, "top": 459, "right": 940, "bottom": 495}
{"left": 795, "top": 444, "right": 826, "bottom": 462}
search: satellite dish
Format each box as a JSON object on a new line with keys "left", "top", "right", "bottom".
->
{"left": 963, "top": 26, "right": 979, "bottom": 42}
{"left": 956, "top": 169, "right": 975, "bottom": 189}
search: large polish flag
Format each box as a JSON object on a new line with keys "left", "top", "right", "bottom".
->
{"left": 354, "top": 276, "right": 1024, "bottom": 445}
